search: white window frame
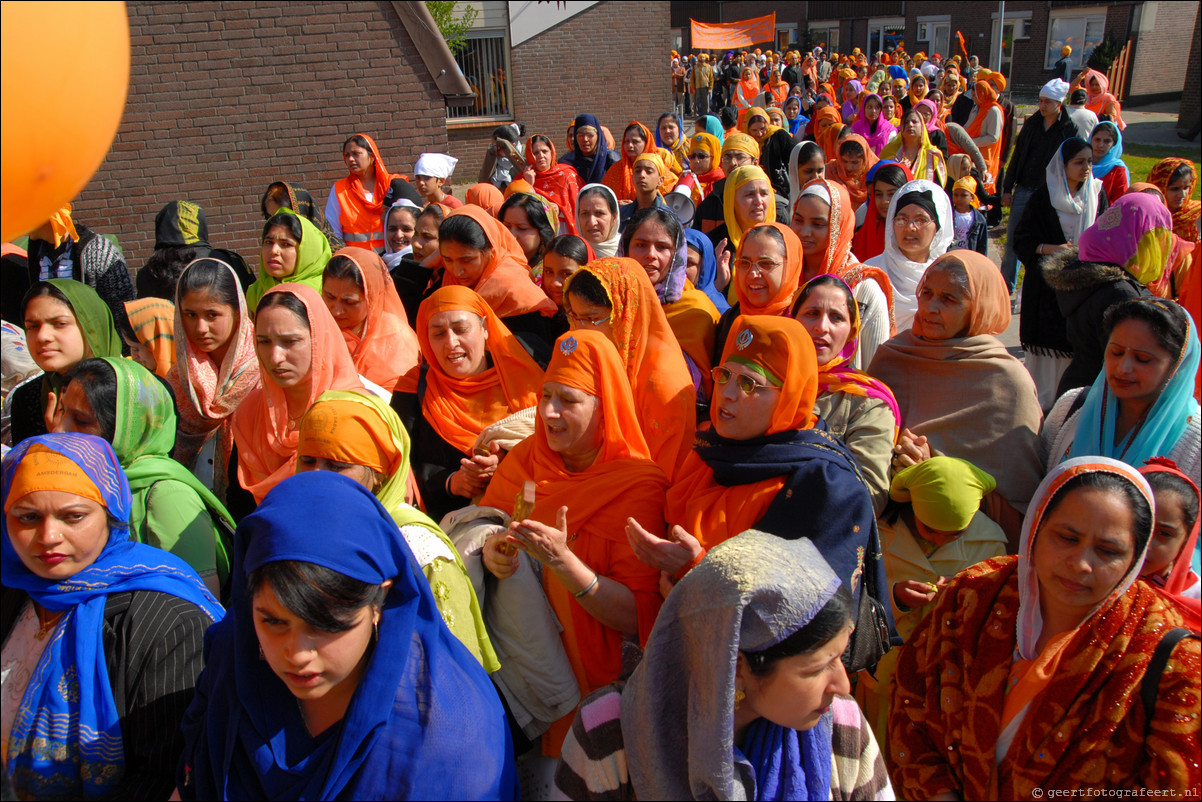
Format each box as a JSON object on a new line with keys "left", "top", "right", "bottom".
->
{"left": 1043, "top": 6, "right": 1108, "bottom": 71}
{"left": 866, "top": 17, "right": 906, "bottom": 57}
{"left": 446, "top": 27, "right": 514, "bottom": 123}
{"left": 916, "top": 15, "right": 951, "bottom": 59}
{"left": 809, "top": 20, "right": 839, "bottom": 54}
{"left": 776, "top": 23, "right": 797, "bottom": 51}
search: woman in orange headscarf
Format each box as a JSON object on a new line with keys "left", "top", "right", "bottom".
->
{"left": 232, "top": 284, "right": 364, "bottom": 502}
{"left": 826, "top": 131, "right": 880, "bottom": 209}
{"left": 480, "top": 329, "right": 669, "bottom": 756}
{"left": 964, "top": 69, "right": 1007, "bottom": 192}
{"left": 393, "top": 285, "right": 544, "bottom": 522}
{"left": 321, "top": 247, "right": 420, "bottom": 393}
{"left": 1075, "top": 68, "right": 1127, "bottom": 130}
{"left": 1148, "top": 158, "right": 1201, "bottom": 395}
{"left": 464, "top": 183, "right": 505, "bottom": 216}
{"left": 602, "top": 122, "right": 679, "bottom": 202}
{"left": 766, "top": 67, "right": 788, "bottom": 106}
{"left": 729, "top": 222, "right": 802, "bottom": 318}
{"left": 561, "top": 258, "right": 696, "bottom": 481}
{"left": 686, "top": 132, "right": 725, "bottom": 201}
{"left": 734, "top": 65, "right": 761, "bottom": 111}
{"left": 524, "top": 134, "right": 581, "bottom": 235}
{"left": 327, "top": 133, "right": 406, "bottom": 251}
{"left": 812, "top": 105, "right": 845, "bottom": 163}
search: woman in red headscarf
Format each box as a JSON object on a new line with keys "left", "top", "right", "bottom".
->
{"left": 524, "top": 134, "right": 581, "bottom": 235}
{"left": 325, "top": 133, "right": 410, "bottom": 251}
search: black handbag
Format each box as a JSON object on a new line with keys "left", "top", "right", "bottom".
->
{"left": 842, "top": 528, "right": 893, "bottom": 674}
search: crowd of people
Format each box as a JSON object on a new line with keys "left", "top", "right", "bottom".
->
{"left": 1, "top": 38, "right": 1200, "bottom": 802}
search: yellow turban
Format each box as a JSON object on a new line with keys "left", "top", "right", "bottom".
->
{"left": 890, "top": 456, "right": 996, "bottom": 533}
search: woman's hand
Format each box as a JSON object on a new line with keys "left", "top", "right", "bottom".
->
{"left": 483, "top": 530, "right": 520, "bottom": 580}
{"left": 893, "top": 578, "right": 945, "bottom": 610}
{"left": 625, "top": 518, "right": 704, "bottom": 575}
{"left": 44, "top": 389, "right": 66, "bottom": 433}
{"left": 522, "top": 166, "right": 536, "bottom": 185}
{"left": 450, "top": 446, "right": 501, "bottom": 498}
{"left": 508, "top": 505, "right": 571, "bottom": 570}
{"left": 714, "top": 237, "right": 732, "bottom": 290}
{"left": 892, "top": 428, "right": 932, "bottom": 469}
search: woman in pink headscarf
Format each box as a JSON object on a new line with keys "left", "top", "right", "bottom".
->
{"left": 850, "top": 94, "right": 897, "bottom": 155}
{"left": 1076, "top": 68, "right": 1126, "bottom": 130}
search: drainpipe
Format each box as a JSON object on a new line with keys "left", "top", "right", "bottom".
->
{"left": 994, "top": 0, "right": 1005, "bottom": 72}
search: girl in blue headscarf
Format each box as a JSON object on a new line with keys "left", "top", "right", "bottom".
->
{"left": 655, "top": 111, "right": 690, "bottom": 169}
{"left": 1090, "top": 121, "right": 1130, "bottom": 202}
{"left": 2, "top": 432, "right": 222, "bottom": 800}
{"left": 178, "top": 471, "right": 518, "bottom": 801}
{"left": 684, "top": 228, "right": 731, "bottom": 313}
{"left": 559, "top": 113, "right": 620, "bottom": 187}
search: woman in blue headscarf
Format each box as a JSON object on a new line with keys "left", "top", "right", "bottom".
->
{"left": 1, "top": 432, "right": 222, "bottom": 800}
{"left": 1090, "top": 120, "right": 1130, "bottom": 202}
{"left": 178, "top": 471, "right": 518, "bottom": 801}
{"left": 559, "top": 113, "right": 620, "bottom": 187}
{"left": 684, "top": 228, "right": 731, "bottom": 313}
{"left": 697, "top": 113, "right": 726, "bottom": 143}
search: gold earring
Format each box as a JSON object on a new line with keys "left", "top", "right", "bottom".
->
{"left": 734, "top": 688, "right": 746, "bottom": 708}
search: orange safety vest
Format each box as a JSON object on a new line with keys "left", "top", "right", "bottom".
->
{"left": 333, "top": 176, "right": 386, "bottom": 251}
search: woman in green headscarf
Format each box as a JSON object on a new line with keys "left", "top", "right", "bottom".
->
{"left": 51, "top": 356, "right": 234, "bottom": 598}
{"left": 296, "top": 389, "right": 498, "bottom": 670}
{"left": 246, "top": 208, "right": 333, "bottom": 313}
{"left": 8, "top": 279, "right": 122, "bottom": 445}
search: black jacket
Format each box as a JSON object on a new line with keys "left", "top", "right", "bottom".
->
{"left": 1043, "top": 245, "right": 1152, "bottom": 396}
{"left": 1002, "top": 106, "right": 1075, "bottom": 194}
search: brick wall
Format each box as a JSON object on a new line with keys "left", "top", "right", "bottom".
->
{"left": 1128, "top": 1, "right": 1199, "bottom": 100}
{"left": 1180, "top": 8, "right": 1202, "bottom": 131}
{"left": 448, "top": 0, "right": 673, "bottom": 187}
{"left": 72, "top": 1, "right": 447, "bottom": 272}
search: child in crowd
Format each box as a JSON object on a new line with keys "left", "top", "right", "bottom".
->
{"left": 949, "top": 175, "right": 988, "bottom": 255}
{"left": 413, "top": 153, "right": 462, "bottom": 208}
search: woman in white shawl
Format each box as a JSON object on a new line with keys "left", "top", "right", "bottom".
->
{"left": 786, "top": 141, "right": 826, "bottom": 214}
{"left": 380, "top": 198, "right": 421, "bottom": 269}
{"left": 575, "top": 183, "right": 622, "bottom": 258}
{"left": 865, "top": 179, "right": 954, "bottom": 332}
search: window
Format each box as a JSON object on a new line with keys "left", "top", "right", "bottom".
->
{"left": 776, "top": 24, "right": 797, "bottom": 51}
{"left": 447, "top": 29, "right": 513, "bottom": 121}
{"left": 809, "top": 21, "right": 839, "bottom": 54}
{"left": 867, "top": 18, "right": 906, "bottom": 56}
{"left": 1045, "top": 7, "right": 1107, "bottom": 71}
{"left": 917, "top": 17, "right": 951, "bottom": 60}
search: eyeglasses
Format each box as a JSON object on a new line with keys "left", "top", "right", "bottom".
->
{"left": 712, "top": 366, "right": 780, "bottom": 395}
{"left": 689, "top": 152, "right": 711, "bottom": 161}
{"left": 893, "top": 215, "right": 935, "bottom": 229}
{"left": 733, "top": 258, "right": 784, "bottom": 275}
{"left": 566, "top": 310, "right": 612, "bottom": 328}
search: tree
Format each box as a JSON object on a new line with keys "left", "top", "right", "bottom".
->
{"left": 1086, "top": 31, "right": 1122, "bottom": 73}
{"left": 425, "top": 1, "right": 478, "bottom": 56}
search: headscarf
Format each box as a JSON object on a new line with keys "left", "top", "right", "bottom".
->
{"left": 722, "top": 165, "right": 777, "bottom": 250}
{"left": 850, "top": 93, "right": 897, "bottom": 154}
{"left": 1078, "top": 192, "right": 1176, "bottom": 286}
{"left": 414, "top": 152, "right": 459, "bottom": 179}
{"left": 410, "top": 286, "right": 543, "bottom": 454}
{"left": 880, "top": 113, "right": 946, "bottom": 184}
{"left": 812, "top": 106, "right": 845, "bottom": 162}
{"left": 890, "top": 456, "right": 996, "bottom": 533}
{"left": 122, "top": 297, "right": 175, "bottom": 377}
{"left": 381, "top": 199, "right": 421, "bottom": 268}
{"left": 1140, "top": 458, "right": 1202, "bottom": 631}
{"left": 907, "top": 74, "right": 928, "bottom": 110}
{"left": 168, "top": 259, "right": 260, "bottom": 475}
{"left": 525, "top": 134, "right": 582, "bottom": 236}
{"left": 699, "top": 114, "right": 726, "bottom": 143}
{"left": 465, "top": 182, "right": 505, "bottom": 216}
{"left": 328, "top": 247, "right": 420, "bottom": 391}
{"left": 39, "top": 279, "right": 122, "bottom": 402}
{"left": 575, "top": 183, "right": 623, "bottom": 258}
{"left": 153, "top": 200, "right": 211, "bottom": 250}
{"left": 737, "top": 67, "right": 761, "bottom": 108}
{"left": 654, "top": 111, "right": 688, "bottom": 164}
{"left": 561, "top": 258, "right": 696, "bottom": 480}
{"left": 689, "top": 132, "right": 726, "bottom": 197}
{"left": 840, "top": 79, "right": 863, "bottom": 121}
{"left": 262, "top": 181, "right": 343, "bottom": 249}
{"left": 603, "top": 121, "right": 676, "bottom": 202}
{"left": 869, "top": 178, "right": 954, "bottom": 331}
{"left": 915, "top": 99, "right": 940, "bottom": 133}
{"left": 1040, "top": 78, "right": 1070, "bottom": 103}
{"left": 741, "top": 107, "right": 785, "bottom": 146}
{"left": 1069, "top": 299, "right": 1200, "bottom": 468}
{"left": 952, "top": 175, "right": 981, "bottom": 208}
{"left": 966, "top": 70, "right": 1007, "bottom": 186}
{"left": 914, "top": 250, "right": 1012, "bottom": 339}
{"left": 566, "top": 113, "right": 612, "bottom": 186}
{"left": 42, "top": 202, "right": 79, "bottom": 249}
{"left": 722, "top": 131, "right": 761, "bottom": 164}
{"left": 786, "top": 141, "right": 824, "bottom": 213}
{"left": 2, "top": 433, "right": 222, "bottom": 800}
{"left": 1045, "top": 137, "right": 1104, "bottom": 249}
{"left": 334, "top": 132, "right": 400, "bottom": 218}
{"left": 827, "top": 133, "right": 880, "bottom": 209}
{"left": 1079, "top": 68, "right": 1126, "bottom": 129}
{"left": 440, "top": 205, "right": 558, "bottom": 319}
{"left": 232, "top": 284, "right": 364, "bottom": 502}
{"left": 622, "top": 533, "right": 841, "bottom": 801}
{"left": 684, "top": 228, "right": 731, "bottom": 313}
{"left": 799, "top": 274, "right": 902, "bottom": 428}
{"left": 853, "top": 161, "right": 914, "bottom": 262}
{"left": 732, "top": 223, "right": 803, "bottom": 317}
{"left": 246, "top": 209, "right": 333, "bottom": 313}
{"left": 1148, "top": 158, "right": 1201, "bottom": 241}
{"left": 181, "top": 471, "right": 516, "bottom": 801}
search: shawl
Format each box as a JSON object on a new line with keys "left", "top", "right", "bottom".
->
{"left": 1090, "top": 121, "right": 1129, "bottom": 184}
{"left": 104, "top": 357, "right": 234, "bottom": 582}
{"left": 850, "top": 94, "right": 897, "bottom": 155}
{"left": 811, "top": 106, "right": 844, "bottom": 161}
{"left": 526, "top": 135, "right": 582, "bottom": 236}
{"left": 380, "top": 199, "right": 420, "bottom": 268}
{"left": 329, "top": 247, "right": 420, "bottom": 391}
{"left": 723, "top": 165, "right": 777, "bottom": 251}
{"left": 562, "top": 258, "right": 696, "bottom": 481}
{"left": 685, "top": 228, "right": 731, "bottom": 313}
{"left": 38, "top": 279, "right": 123, "bottom": 406}
{"left": 1141, "top": 458, "right": 1202, "bottom": 631}
{"left": 167, "top": 259, "right": 260, "bottom": 479}
{"left": 123, "top": 297, "right": 175, "bottom": 377}
{"left": 465, "top": 183, "right": 505, "bottom": 216}
{"left": 865, "top": 178, "right": 953, "bottom": 331}
{"left": 246, "top": 210, "right": 333, "bottom": 313}
{"left": 868, "top": 255, "right": 1042, "bottom": 509}
{"left": 654, "top": 112, "right": 689, "bottom": 166}
{"left": 1047, "top": 138, "right": 1103, "bottom": 246}
{"left": 602, "top": 122, "right": 677, "bottom": 202}
{"left": 700, "top": 114, "right": 726, "bottom": 143}
{"left": 232, "top": 284, "right": 364, "bottom": 502}
{"left": 880, "top": 118, "right": 945, "bottom": 184}
{"left": 802, "top": 274, "right": 902, "bottom": 429}
{"left": 840, "top": 79, "right": 863, "bottom": 122}
{"left": 1148, "top": 158, "right": 1201, "bottom": 242}
{"left": 1078, "top": 193, "right": 1176, "bottom": 287}
{"left": 440, "top": 205, "right": 558, "bottom": 319}
{"left": 736, "top": 70, "right": 761, "bottom": 109}
{"left": 965, "top": 70, "right": 1006, "bottom": 187}
{"left": 827, "top": 133, "right": 879, "bottom": 209}
{"left": 2, "top": 433, "right": 222, "bottom": 800}
{"left": 180, "top": 471, "right": 517, "bottom": 801}
{"left": 689, "top": 133, "right": 726, "bottom": 199}
{"left": 1069, "top": 301, "right": 1200, "bottom": 469}
{"left": 622, "top": 533, "right": 841, "bottom": 801}
{"left": 916, "top": 99, "right": 940, "bottom": 133}
{"left": 733, "top": 223, "right": 803, "bottom": 317}
{"left": 332, "top": 132, "right": 400, "bottom": 220}
{"left": 890, "top": 460, "right": 1198, "bottom": 801}
{"left": 412, "top": 286, "right": 543, "bottom": 454}
{"left": 614, "top": 196, "right": 687, "bottom": 305}
{"left": 852, "top": 161, "right": 913, "bottom": 263}
{"left": 1080, "top": 68, "right": 1126, "bottom": 130}
{"left": 263, "top": 181, "right": 343, "bottom": 249}
{"left": 564, "top": 113, "right": 613, "bottom": 186}
{"left": 479, "top": 331, "right": 668, "bottom": 737}
{"left": 575, "top": 183, "right": 622, "bottom": 258}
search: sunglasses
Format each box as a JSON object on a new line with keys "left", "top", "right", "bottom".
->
{"left": 712, "top": 366, "right": 780, "bottom": 395}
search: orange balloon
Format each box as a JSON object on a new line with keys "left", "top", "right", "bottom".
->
{"left": 1, "top": 1, "right": 130, "bottom": 242}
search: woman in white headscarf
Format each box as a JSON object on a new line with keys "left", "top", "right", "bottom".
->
{"left": 574, "top": 184, "right": 622, "bottom": 258}
{"left": 864, "top": 179, "right": 954, "bottom": 332}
